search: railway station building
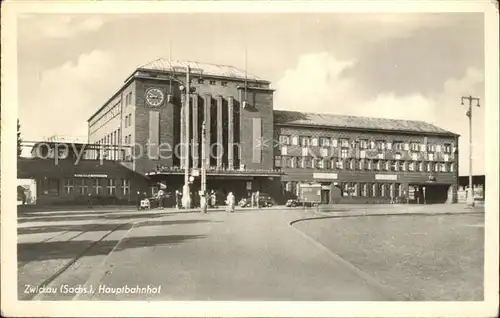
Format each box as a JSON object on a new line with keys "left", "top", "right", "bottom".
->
{"left": 19, "top": 59, "right": 460, "bottom": 205}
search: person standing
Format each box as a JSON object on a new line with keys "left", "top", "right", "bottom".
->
{"left": 136, "top": 191, "right": 141, "bottom": 210}
{"left": 255, "top": 190, "right": 260, "bottom": 208}
{"left": 175, "top": 190, "right": 181, "bottom": 209}
{"left": 226, "top": 192, "right": 235, "bottom": 213}
{"left": 157, "top": 189, "right": 164, "bottom": 209}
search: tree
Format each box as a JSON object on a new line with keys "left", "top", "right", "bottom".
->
{"left": 17, "top": 119, "right": 22, "bottom": 157}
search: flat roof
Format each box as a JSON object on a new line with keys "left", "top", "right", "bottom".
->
{"left": 273, "top": 110, "right": 460, "bottom": 137}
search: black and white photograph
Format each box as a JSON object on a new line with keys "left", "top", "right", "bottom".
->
{"left": 1, "top": 1, "right": 498, "bottom": 317}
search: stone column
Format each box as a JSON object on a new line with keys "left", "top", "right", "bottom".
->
{"left": 191, "top": 94, "right": 199, "bottom": 169}
{"left": 228, "top": 96, "right": 234, "bottom": 170}
{"left": 216, "top": 95, "right": 223, "bottom": 169}
{"left": 203, "top": 94, "right": 211, "bottom": 167}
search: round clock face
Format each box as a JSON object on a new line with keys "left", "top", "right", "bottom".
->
{"left": 145, "top": 87, "right": 165, "bottom": 107}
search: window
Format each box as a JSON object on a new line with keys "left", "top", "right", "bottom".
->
{"left": 412, "top": 152, "right": 418, "bottom": 161}
{"left": 64, "top": 179, "right": 74, "bottom": 195}
{"left": 93, "top": 179, "right": 103, "bottom": 195}
{"left": 78, "top": 179, "right": 88, "bottom": 195}
{"left": 198, "top": 78, "right": 205, "bottom": 84}
{"left": 358, "top": 160, "right": 365, "bottom": 170}
{"left": 449, "top": 163, "right": 455, "bottom": 172}
{"left": 274, "top": 156, "right": 282, "bottom": 168}
{"left": 311, "top": 137, "right": 319, "bottom": 146}
{"left": 311, "top": 158, "right": 318, "bottom": 169}
{"left": 281, "top": 146, "right": 288, "bottom": 156}
{"left": 290, "top": 157, "right": 297, "bottom": 168}
{"left": 418, "top": 162, "right": 424, "bottom": 172}
{"left": 107, "top": 179, "right": 116, "bottom": 195}
{"left": 340, "top": 139, "right": 350, "bottom": 148}
{"left": 122, "top": 179, "right": 130, "bottom": 196}
{"left": 428, "top": 153, "right": 434, "bottom": 161}
{"left": 434, "top": 163, "right": 439, "bottom": 173}
{"left": 394, "top": 153, "right": 402, "bottom": 160}
{"left": 128, "top": 134, "right": 132, "bottom": 144}
{"left": 369, "top": 140, "right": 376, "bottom": 149}
{"left": 444, "top": 154, "right": 450, "bottom": 162}
{"left": 376, "top": 140, "right": 385, "bottom": 150}
{"left": 209, "top": 80, "right": 217, "bottom": 85}
{"left": 320, "top": 148, "right": 328, "bottom": 157}
{"left": 436, "top": 145, "right": 442, "bottom": 152}
{"left": 409, "top": 162, "right": 415, "bottom": 171}
{"left": 331, "top": 139, "right": 338, "bottom": 147}
{"left": 361, "top": 183, "right": 367, "bottom": 197}
{"left": 427, "top": 162, "right": 433, "bottom": 172}
{"left": 341, "top": 149, "right": 348, "bottom": 158}
{"left": 301, "top": 147, "right": 309, "bottom": 156}
{"left": 390, "top": 161, "right": 397, "bottom": 171}
{"left": 384, "top": 161, "right": 390, "bottom": 171}
{"left": 359, "top": 139, "right": 368, "bottom": 149}
{"left": 427, "top": 144, "right": 436, "bottom": 152}
{"left": 221, "top": 81, "right": 228, "bottom": 87}
{"left": 335, "top": 160, "right": 344, "bottom": 169}
{"left": 300, "top": 136, "right": 310, "bottom": 146}
{"left": 279, "top": 135, "right": 290, "bottom": 145}
{"left": 349, "top": 159, "right": 355, "bottom": 170}
{"left": 399, "top": 161, "right": 405, "bottom": 171}
{"left": 318, "top": 159, "right": 325, "bottom": 169}
{"left": 444, "top": 143, "right": 452, "bottom": 153}
{"left": 410, "top": 143, "right": 420, "bottom": 152}
{"left": 440, "top": 163, "right": 447, "bottom": 172}
{"left": 320, "top": 137, "right": 330, "bottom": 147}
{"left": 380, "top": 183, "right": 386, "bottom": 197}
{"left": 291, "top": 136, "right": 299, "bottom": 146}
{"left": 373, "top": 160, "right": 380, "bottom": 171}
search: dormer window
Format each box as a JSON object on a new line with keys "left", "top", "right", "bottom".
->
{"left": 221, "top": 81, "right": 228, "bottom": 87}
{"left": 209, "top": 80, "right": 217, "bottom": 85}
{"left": 197, "top": 79, "right": 205, "bottom": 84}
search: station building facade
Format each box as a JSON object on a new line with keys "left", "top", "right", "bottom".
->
{"left": 21, "top": 59, "right": 459, "bottom": 205}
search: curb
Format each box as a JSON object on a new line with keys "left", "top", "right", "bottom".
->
{"left": 288, "top": 224, "right": 408, "bottom": 301}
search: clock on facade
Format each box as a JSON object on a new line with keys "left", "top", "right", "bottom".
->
{"left": 145, "top": 87, "right": 165, "bottom": 107}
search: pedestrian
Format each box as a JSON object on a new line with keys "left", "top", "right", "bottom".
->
{"left": 255, "top": 190, "right": 260, "bottom": 208}
{"left": 175, "top": 190, "right": 181, "bottom": 209}
{"left": 226, "top": 192, "right": 235, "bottom": 213}
{"left": 210, "top": 190, "right": 216, "bottom": 208}
{"left": 136, "top": 191, "right": 141, "bottom": 210}
{"left": 157, "top": 189, "right": 164, "bottom": 209}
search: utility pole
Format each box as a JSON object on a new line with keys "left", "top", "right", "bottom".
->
{"left": 200, "top": 121, "right": 207, "bottom": 213}
{"left": 461, "top": 95, "right": 480, "bottom": 207}
{"left": 181, "top": 66, "right": 192, "bottom": 209}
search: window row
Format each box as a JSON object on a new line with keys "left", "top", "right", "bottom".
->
{"left": 63, "top": 178, "right": 131, "bottom": 196}
{"left": 197, "top": 78, "right": 228, "bottom": 87}
{"left": 280, "top": 146, "right": 452, "bottom": 162}
{"left": 283, "top": 181, "right": 406, "bottom": 198}
{"left": 278, "top": 135, "right": 454, "bottom": 153}
{"left": 274, "top": 156, "right": 455, "bottom": 173}
{"left": 89, "top": 101, "right": 121, "bottom": 133}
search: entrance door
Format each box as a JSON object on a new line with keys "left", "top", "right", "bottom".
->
{"left": 321, "top": 189, "right": 330, "bottom": 204}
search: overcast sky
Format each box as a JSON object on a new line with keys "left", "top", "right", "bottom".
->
{"left": 17, "top": 12, "right": 485, "bottom": 175}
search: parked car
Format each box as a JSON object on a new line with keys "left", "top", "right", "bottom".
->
{"left": 238, "top": 193, "right": 276, "bottom": 207}
{"left": 285, "top": 199, "right": 318, "bottom": 207}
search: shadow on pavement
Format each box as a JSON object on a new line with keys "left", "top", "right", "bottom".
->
{"left": 18, "top": 234, "right": 207, "bottom": 263}
{"left": 18, "top": 219, "right": 217, "bottom": 235}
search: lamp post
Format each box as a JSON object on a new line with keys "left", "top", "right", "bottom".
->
{"left": 180, "top": 66, "right": 192, "bottom": 209}
{"left": 200, "top": 121, "right": 208, "bottom": 213}
{"left": 461, "top": 95, "right": 480, "bottom": 207}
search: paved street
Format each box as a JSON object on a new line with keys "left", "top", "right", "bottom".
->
{"left": 17, "top": 204, "right": 484, "bottom": 301}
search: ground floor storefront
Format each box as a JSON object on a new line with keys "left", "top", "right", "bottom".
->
{"left": 279, "top": 169, "right": 458, "bottom": 205}
{"left": 17, "top": 158, "right": 150, "bottom": 206}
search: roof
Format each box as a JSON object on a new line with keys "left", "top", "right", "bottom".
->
{"left": 273, "top": 110, "right": 459, "bottom": 136}
{"left": 138, "top": 58, "right": 268, "bottom": 82}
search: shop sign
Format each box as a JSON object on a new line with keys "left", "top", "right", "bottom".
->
{"left": 375, "top": 174, "right": 398, "bottom": 181}
{"left": 313, "top": 173, "right": 338, "bottom": 180}
{"left": 74, "top": 174, "right": 108, "bottom": 178}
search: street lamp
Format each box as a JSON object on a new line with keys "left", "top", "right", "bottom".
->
{"left": 200, "top": 121, "right": 208, "bottom": 213}
{"left": 461, "top": 95, "right": 480, "bottom": 207}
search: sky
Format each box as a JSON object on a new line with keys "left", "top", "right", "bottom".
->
{"left": 16, "top": 12, "right": 486, "bottom": 176}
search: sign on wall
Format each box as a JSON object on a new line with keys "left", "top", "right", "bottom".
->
{"left": 313, "top": 173, "right": 338, "bottom": 180}
{"left": 375, "top": 174, "right": 398, "bottom": 181}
